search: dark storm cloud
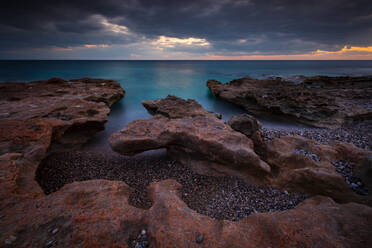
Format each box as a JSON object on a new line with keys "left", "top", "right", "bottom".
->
{"left": 0, "top": 0, "right": 371, "bottom": 58}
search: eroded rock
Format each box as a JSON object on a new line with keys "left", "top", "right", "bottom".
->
{"left": 0, "top": 78, "right": 124, "bottom": 150}
{"left": 207, "top": 76, "right": 372, "bottom": 128}
{"left": 228, "top": 113, "right": 262, "bottom": 138}
{"left": 110, "top": 96, "right": 372, "bottom": 205}
{"left": 265, "top": 135, "right": 372, "bottom": 206}
{"left": 110, "top": 96, "right": 271, "bottom": 178}
{"left": 228, "top": 113, "right": 266, "bottom": 156}
{"left": 1, "top": 179, "right": 372, "bottom": 248}
{"left": 0, "top": 78, "right": 124, "bottom": 200}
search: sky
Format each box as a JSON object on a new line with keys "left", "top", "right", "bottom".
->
{"left": 1, "top": 0, "right": 372, "bottom": 60}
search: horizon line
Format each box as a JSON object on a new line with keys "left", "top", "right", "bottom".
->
{"left": 2, "top": 59, "right": 372, "bottom": 61}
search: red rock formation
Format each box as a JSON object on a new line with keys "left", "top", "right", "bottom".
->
{"left": 207, "top": 76, "right": 372, "bottom": 128}
{"left": 110, "top": 96, "right": 271, "bottom": 178}
{"left": 1, "top": 178, "right": 371, "bottom": 247}
{"left": 227, "top": 113, "right": 266, "bottom": 156}
{"left": 265, "top": 136, "right": 372, "bottom": 206}
{"left": 110, "top": 96, "right": 372, "bottom": 207}
{"left": 1, "top": 82, "right": 372, "bottom": 247}
{"left": 0, "top": 78, "right": 125, "bottom": 150}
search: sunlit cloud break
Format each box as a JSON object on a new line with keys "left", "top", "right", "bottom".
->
{"left": 314, "top": 46, "right": 372, "bottom": 55}
{"left": 84, "top": 44, "right": 110, "bottom": 48}
{"left": 151, "top": 36, "right": 210, "bottom": 48}
{"left": 98, "top": 15, "right": 129, "bottom": 34}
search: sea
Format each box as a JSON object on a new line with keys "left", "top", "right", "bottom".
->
{"left": 1, "top": 60, "right": 372, "bottom": 149}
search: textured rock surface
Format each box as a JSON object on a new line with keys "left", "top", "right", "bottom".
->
{"left": 0, "top": 78, "right": 124, "bottom": 201}
{"left": 228, "top": 113, "right": 262, "bottom": 138}
{"left": 110, "top": 95, "right": 271, "bottom": 177}
{"left": 228, "top": 113, "right": 266, "bottom": 156}
{"left": 142, "top": 95, "right": 219, "bottom": 119}
{"left": 265, "top": 135, "right": 372, "bottom": 206}
{"left": 1, "top": 179, "right": 372, "bottom": 248}
{"left": 0, "top": 120, "right": 52, "bottom": 200}
{"left": 0, "top": 78, "right": 125, "bottom": 150}
{"left": 226, "top": 113, "right": 372, "bottom": 205}
{"left": 207, "top": 76, "right": 372, "bottom": 128}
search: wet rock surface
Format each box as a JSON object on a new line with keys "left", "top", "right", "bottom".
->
{"left": 207, "top": 76, "right": 372, "bottom": 128}
{"left": 36, "top": 150, "right": 308, "bottom": 221}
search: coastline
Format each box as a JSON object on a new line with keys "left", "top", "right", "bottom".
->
{"left": 1, "top": 76, "right": 371, "bottom": 247}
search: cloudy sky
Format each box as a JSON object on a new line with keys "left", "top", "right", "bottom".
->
{"left": 1, "top": 0, "right": 372, "bottom": 59}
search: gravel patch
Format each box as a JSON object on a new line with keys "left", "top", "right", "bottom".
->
{"left": 262, "top": 120, "right": 372, "bottom": 151}
{"left": 36, "top": 151, "right": 309, "bottom": 221}
{"left": 293, "top": 149, "right": 321, "bottom": 162}
{"left": 128, "top": 229, "right": 150, "bottom": 248}
{"left": 331, "top": 160, "right": 368, "bottom": 195}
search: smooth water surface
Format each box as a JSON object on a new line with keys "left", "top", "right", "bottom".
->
{"left": 1, "top": 60, "right": 372, "bottom": 149}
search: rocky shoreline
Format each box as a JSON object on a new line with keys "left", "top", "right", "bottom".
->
{"left": 1, "top": 77, "right": 372, "bottom": 247}
{"left": 207, "top": 76, "right": 372, "bottom": 128}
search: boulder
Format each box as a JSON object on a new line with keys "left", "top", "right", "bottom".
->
{"left": 110, "top": 95, "right": 271, "bottom": 178}
{"left": 228, "top": 113, "right": 262, "bottom": 137}
{"left": 207, "top": 76, "right": 372, "bottom": 128}
{"left": 228, "top": 113, "right": 266, "bottom": 155}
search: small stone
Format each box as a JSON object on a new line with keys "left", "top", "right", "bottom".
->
{"left": 45, "top": 240, "right": 55, "bottom": 248}
{"left": 141, "top": 229, "right": 146, "bottom": 235}
{"left": 0, "top": 113, "right": 10, "bottom": 118}
{"left": 51, "top": 228, "right": 59, "bottom": 234}
{"left": 4, "top": 235, "right": 16, "bottom": 245}
{"left": 284, "top": 190, "right": 289, "bottom": 195}
{"left": 196, "top": 233, "right": 204, "bottom": 244}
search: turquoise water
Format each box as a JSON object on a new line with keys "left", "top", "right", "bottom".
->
{"left": 1, "top": 60, "right": 372, "bottom": 148}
